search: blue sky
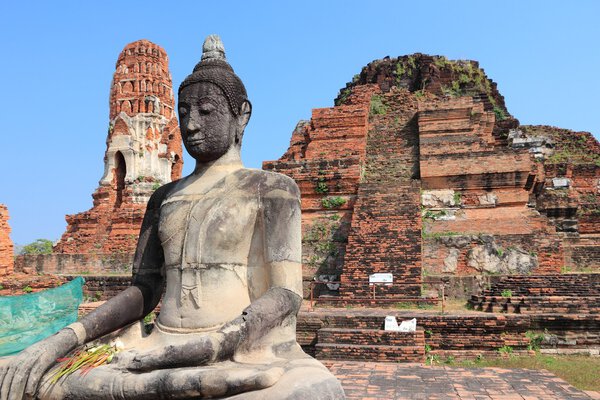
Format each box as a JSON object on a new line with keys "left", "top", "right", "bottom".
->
{"left": 1, "top": 1, "right": 599, "bottom": 245}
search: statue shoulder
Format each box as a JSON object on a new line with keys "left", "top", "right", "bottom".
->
{"left": 238, "top": 169, "right": 299, "bottom": 199}
{"left": 147, "top": 180, "right": 179, "bottom": 209}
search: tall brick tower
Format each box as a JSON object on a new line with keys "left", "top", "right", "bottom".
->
{"left": 0, "top": 204, "right": 14, "bottom": 276}
{"left": 55, "top": 40, "right": 183, "bottom": 254}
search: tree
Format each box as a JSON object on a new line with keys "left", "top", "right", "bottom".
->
{"left": 21, "top": 239, "right": 53, "bottom": 255}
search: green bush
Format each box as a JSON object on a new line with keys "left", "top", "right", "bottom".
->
{"left": 314, "top": 178, "right": 328, "bottom": 194}
{"left": 526, "top": 331, "right": 545, "bottom": 351}
{"left": 369, "top": 95, "right": 387, "bottom": 115}
{"left": 498, "top": 345, "right": 513, "bottom": 356}
{"left": 321, "top": 197, "right": 346, "bottom": 209}
{"left": 22, "top": 239, "right": 53, "bottom": 255}
{"left": 493, "top": 106, "right": 507, "bottom": 121}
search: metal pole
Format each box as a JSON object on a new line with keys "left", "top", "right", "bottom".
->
{"left": 441, "top": 284, "right": 445, "bottom": 314}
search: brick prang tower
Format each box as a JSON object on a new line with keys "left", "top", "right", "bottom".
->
{"left": 54, "top": 40, "right": 183, "bottom": 254}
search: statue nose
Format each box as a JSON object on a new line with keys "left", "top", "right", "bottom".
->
{"left": 186, "top": 113, "right": 202, "bottom": 133}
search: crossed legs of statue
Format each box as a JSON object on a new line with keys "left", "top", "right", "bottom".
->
{"left": 35, "top": 322, "right": 342, "bottom": 400}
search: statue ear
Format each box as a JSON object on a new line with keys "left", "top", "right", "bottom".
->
{"left": 235, "top": 101, "right": 252, "bottom": 145}
{"left": 238, "top": 100, "right": 252, "bottom": 130}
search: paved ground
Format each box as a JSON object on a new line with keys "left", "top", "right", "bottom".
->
{"left": 325, "top": 361, "right": 600, "bottom": 400}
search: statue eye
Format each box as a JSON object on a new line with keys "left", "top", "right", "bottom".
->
{"left": 199, "top": 104, "right": 215, "bottom": 115}
{"left": 179, "top": 106, "right": 189, "bottom": 116}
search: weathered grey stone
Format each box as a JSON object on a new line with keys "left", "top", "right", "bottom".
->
{"left": 467, "top": 244, "right": 502, "bottom": 274}
{"left": 443, "top": 248, "right": 460, "bottom": 273}
{"left": 438, "top": 235, "right": 471, "bottom": 248}
{"left": 421, "top": 189, "right": 458, "bottom": 207}
{"left": 477, "top": 192, "right": 498, "bottom": 206}
{"left": 467, "top": 240, "right": 537, "bottom": 275}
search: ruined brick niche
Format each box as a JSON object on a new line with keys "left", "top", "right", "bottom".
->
{"left": 264, "top": 53, "right": 599, "bottom": 300}
{"left": 0, "top": 204, "right": 14, "bottom": 276}
{"left": 53, "top": 40, "right": 183, "bottom": 256}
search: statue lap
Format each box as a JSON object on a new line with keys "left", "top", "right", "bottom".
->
{"left": 36, "top": 323, "right": 342, "bottom": 400}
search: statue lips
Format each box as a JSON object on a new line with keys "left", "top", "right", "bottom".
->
{"left": 186, "top": 137, "right": 205, "bottom": 146}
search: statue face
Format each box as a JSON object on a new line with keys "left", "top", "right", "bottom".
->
{"left": 178, "top": 82, "right": 237, "bottom": 162}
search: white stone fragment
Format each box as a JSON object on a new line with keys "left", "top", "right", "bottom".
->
{"left": 552, "top": 177, "right": 570, "bottom": 188}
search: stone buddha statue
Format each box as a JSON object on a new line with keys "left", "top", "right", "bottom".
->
{"left": 0, "top": 35, "right": 344, "bottom": 400}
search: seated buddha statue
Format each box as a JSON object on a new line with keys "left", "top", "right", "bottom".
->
{"left": 0, "top": 35, "right": 345, "bottom": 400}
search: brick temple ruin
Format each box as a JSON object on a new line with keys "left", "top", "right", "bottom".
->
{"left": 264, "top": 54, "right": 600, "bottom": 300}
{"left": 0, "top": 204, "right": 14, "bottom": 277}
{"left": 54, "top": 39, "right": 182, "bottom": 255}
{"left": 3, "top": 50, "right": 599, "bottom": 364}
{"left": 37, "top": 40, "right": 182, "bottom": 272}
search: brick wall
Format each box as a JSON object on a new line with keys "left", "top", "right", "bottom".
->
{"left": 0, "top": 205, "right": 14, "bottom": 276}
{"left": 14, "top": 253, "right": 133, "bottom": 275}
{"left": 64, "top": 275, "right": 133, "bottom": 301}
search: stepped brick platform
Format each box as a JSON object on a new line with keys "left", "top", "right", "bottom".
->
{"left": 299, "top": 307, "right": 600, "bottom": 360}
{"left": 469, "top": 295, "right": 600, "bottom": 314}
{"left": 316, "top": 327, "right": 425, "bottom": 362}
{"left": 469, "top": 274, "right": 600, "bottom": 314}
{"left": 483, "top": 274, "right": 600, "bottom": 296}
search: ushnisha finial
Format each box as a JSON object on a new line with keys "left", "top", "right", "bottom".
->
{"left": 201, "top": 34, "right": 226, "bottom": 61}
{"left": 180, "top": 34, "right": 248, "bottom": 116}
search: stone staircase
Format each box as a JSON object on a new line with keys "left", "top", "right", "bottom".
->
{"left": 468, "top": 274, "right": 600, "bottom": 314}
{"left": 340, "top": 90, "right": 423, "bottom": 300}
{"left": 315, "top": 327, "right": 425, "bottom": 362}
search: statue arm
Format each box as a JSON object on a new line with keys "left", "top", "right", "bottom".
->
{"left": 74, "top": 185, "right": 167, "bottom": 342}
{"left": 0, "top": 186, "right": 169, "bottom": 398}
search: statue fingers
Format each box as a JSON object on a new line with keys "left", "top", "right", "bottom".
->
{"left": 225, "top": 366, "right": 284, "bottom": 393}
{"left": 110, "top": 350, "right": 137, "bottom": 368}
{"left": 13, "top": 352, "right": 46, "bottom": 400}
{"left": 195, "top": 366, "right": 284, "bottom": 398}
{"left": 0, "top": 362, "right": 18, "bottom": 400}
{"left": 24, "top": 358, "right": 54, "bottom": 399}
{"left": 0, "top": 365, "right": 6, "bottom": 386}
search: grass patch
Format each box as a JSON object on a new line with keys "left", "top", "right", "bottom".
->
{"left": 369, "top": 94, "right": 387, "bottom": 115}
{"left": 394, "top": 302, "right": 435, "bottom": 310}
{"left": 457, "top": 354, "right": 600, "bottom": 391}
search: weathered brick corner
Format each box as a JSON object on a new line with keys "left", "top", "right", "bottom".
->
{"left": 0, "top": 204, "right": 14, "bottom": 276}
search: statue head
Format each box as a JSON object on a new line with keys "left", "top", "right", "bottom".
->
{"left": 178, "top": 35, "right": 251, "bottom": 162}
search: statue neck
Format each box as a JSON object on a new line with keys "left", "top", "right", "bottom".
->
{"left": 192, "top": 145, "right": 243, "bottom": 177}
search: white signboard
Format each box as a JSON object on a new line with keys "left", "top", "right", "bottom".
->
{"left": 369, "top": 273, "right": 393, "bottom": 285}
{"left": 384, "top": 316, "right": 417, "bottom": 332}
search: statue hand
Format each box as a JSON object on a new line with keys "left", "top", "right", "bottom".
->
{"left": 0, "top": 328, "right": 78, "bottom": 400}
{"left": 123, "top": 334, "right": 218, "bottom": 372}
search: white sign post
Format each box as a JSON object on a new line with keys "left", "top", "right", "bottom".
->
{"left": 369, "top": 273, "right": 393, "bottom": 299}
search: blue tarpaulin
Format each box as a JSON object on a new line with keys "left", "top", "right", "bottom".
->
{"left": 0, "top": 277, "right": 84, "bottom": 356}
